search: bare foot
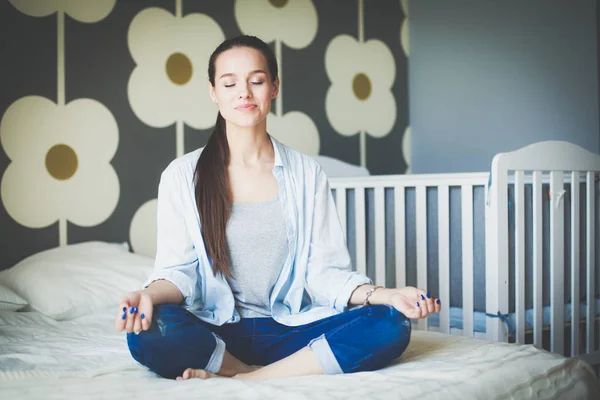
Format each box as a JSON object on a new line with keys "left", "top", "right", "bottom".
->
{"left": 176, "top": 368, "right": 222, "bottom": 380}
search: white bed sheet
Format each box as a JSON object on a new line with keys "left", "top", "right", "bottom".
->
{"left": 0, "top": 308, "right": 598, "bottom": 400}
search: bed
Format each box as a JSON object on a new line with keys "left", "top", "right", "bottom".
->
{"left": 1, "top": 140, "right": 599, "bottom": 399}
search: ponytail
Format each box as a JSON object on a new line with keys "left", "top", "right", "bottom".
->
{"left": 194, "top": 112, "right": 232, "bottom": 277}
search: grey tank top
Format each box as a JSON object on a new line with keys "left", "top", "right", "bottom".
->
{"left": 225, "top": 196, "right": 288, "bottom": 318}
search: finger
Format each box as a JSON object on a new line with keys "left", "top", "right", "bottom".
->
{"left": 133, "top": 312, "right": 143, "bottom": 335}
{"left": 139, "top": 296, "right": 153, "bottom": 331}
{"left": 413, "top": 300, "right": 424, "bottom": 319}
{"left": 125, "top": 305, "right": 137, "bottom": 333}
{"left": 115, "top": 301, "right": 129, "bottom": 331}
{"left": 425, "top": 292, "right": 435, "bottom": 314}
{"left": 417, "top": 292, "right": 432, "bottom": 316}
{"left": 435, "top": 298, "right": 442, "bottom": 313}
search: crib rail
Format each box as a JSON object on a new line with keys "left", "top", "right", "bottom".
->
{"left": 487, "top": 141, "right": 600, "bottom": 363}
{"left": 330, "top": 173, "right": 488, "bottom": 335}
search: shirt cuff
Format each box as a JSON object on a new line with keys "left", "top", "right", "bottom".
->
{"left": 333, "top": 272, "right": 372, "bottom": 313}
{"left": 143, "top": 269, "right": 195, "bottom": 308}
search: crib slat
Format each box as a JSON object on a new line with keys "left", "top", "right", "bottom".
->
{"left": 461, "top": 185, "right": 474, "bottom": 337}
{"left": 395, "top": 186, "right": 406, "bottom": 289}
{"left": 438, "top": 185, "right": 450, "bottom": 334}
{"left": 586, "top": 172, "right": 596, "bottom": 354}
{"left": 374, "top": 187, "right": 386, "bottom": 286}
{"left": 355, "top": 188, "right": 367, "bottom": 277}
{"left": 550, "top": 171, "right": 565, "bottom": 355}
{"left": 571, "top": 172, "right": 580, "bottom": 356}
{"left": 416, "top": 185, "right": 428, "bottom": 331}
{"left": 336, "top": 188, "right": 347, "bottom": 241}
{"left": 515, "top": 171, "right": 525, "bottom": 344}
{"left": 486, "top": 168, "right": 509, "bottom": 342}
{"left": 533, "top": 171, "right": 543, "bottom": 348}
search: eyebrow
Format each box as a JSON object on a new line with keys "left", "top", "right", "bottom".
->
{"left": 219, "top": 70, "right": 268, "bottom": 80}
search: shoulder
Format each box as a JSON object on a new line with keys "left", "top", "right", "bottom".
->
{"left": 159, "top": 147, "right": 203, "bottom": 187}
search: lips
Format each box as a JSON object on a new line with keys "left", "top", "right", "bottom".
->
{"left": 235, "top": 104, "right": 257, "bottom": 110}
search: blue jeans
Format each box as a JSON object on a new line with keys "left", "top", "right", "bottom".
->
{"left": 127, "top": 304, "right": 411, "bottom": 379}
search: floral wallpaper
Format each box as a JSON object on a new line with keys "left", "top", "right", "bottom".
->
{"left": 0, "top": 0, "right": 409, "bottom": 268}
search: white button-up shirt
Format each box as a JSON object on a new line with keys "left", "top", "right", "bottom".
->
{"left": 145, "top": 136, "right": 371, "bottom": 326}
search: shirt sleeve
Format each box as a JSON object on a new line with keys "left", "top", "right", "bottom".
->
{"left": 143, "top": 167, "right": 199, "bottom": 308}
{"left": 305, "top": 166, "right": 372, "bottom": 312}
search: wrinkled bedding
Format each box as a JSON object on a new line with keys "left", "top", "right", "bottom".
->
{"left": 0, "top": 309, "right": 598, "bottom": 400}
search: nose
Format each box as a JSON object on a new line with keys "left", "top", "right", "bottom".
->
{"left": 238, "top": 82, "right": 251, "bottom": 99}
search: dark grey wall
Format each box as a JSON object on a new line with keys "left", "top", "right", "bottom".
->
{"left": 0, "top": 0, "right": 408, "bottom": 269}
{"left": 410, "top": 0, "right": 600, "bottom": 174}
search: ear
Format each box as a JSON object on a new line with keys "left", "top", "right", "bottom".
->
{"left": 208, "top": 81, "right": 217, "bottom": 103}
{"left": 271, "top": 76, "right": 280, "bottom": 99}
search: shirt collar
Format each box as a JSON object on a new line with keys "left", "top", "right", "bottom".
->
{"left": 268, "top": 134, "right": 285, "bottom": 168}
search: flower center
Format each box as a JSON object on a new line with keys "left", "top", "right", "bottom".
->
{"left": 46, "top": 144, "right": 78, "bottom": 180}
{"left": 352, "top": 73, "right": 372, "bottom": 101}
{"left": 269, "top": 0, "right": 288, "bottom": 8}
{"left": 166, "top": 52, "right": 193, "bottom": 85}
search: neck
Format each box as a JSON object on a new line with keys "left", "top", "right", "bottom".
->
{"left": 225, "top": 120, "right": 273, "bottom": 166}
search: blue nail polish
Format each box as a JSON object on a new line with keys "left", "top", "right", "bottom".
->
{"left": 420, "top": 294, "right": 425, "bottom": 301}
{"left": 133, "top": 307, "right": 138, "bottom": 313}
{"left": 416, "top": 302, "right": 420, "bottom": 307}
{"left": 121, "top": 313, "right": 126, "bottom": 320}
{"left": 123, "top": 307, "right": 126, "bottom": 312}
{"left": 436, "top": 299, "right": 441, "bottom": 304}
{"left": 129, "top": 307, "right": 134, "bottom": 314}
{"left": 426, "top": 293, "right": 431, "bottom": 298}
{"left": 141, "top": 313, "right": 145, "bottom": 319}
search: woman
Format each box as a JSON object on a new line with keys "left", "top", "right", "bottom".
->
{"left": 115, "top": 35, "right": 441, "bottom": 381}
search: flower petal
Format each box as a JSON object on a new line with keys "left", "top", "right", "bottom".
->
{"left": 1, "top": 96, "right": 57, "bottom": 161}
{"left": 65, "top": 0, "right": 115, "bottom": 23}
{"left": 64, "top": 99, "right": 118, "bottom": 161}
{"left": 361, "top": 89, "right": 397, "bottom": 137}
{"left": 235, "top": 0, "right": 317, "bottom": 48}
{"left": 129, "top": 199, "right": 158, "bottom": 258}
{"left": 1, "top": 160, "right": 58, "bottom": 228}
{"left": 267, "top": 111, "right": 320, "bottom": 154}
{"left": 64, "top": 163, "right": 119, "bottom": 226}
{"left": 325, "top": 84, "right": 362, "bottom": 136}
{"left": 8, "top": 0, "right": 57, "bottom": 17}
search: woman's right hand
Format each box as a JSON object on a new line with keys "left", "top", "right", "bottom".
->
{"left": 115, "top": 290, "right": 154, "bottom": 334}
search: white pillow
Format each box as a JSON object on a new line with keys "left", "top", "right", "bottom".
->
{"left": 0, "top": 241, "right": 154, "bottom": 320}
{"left": 0, "top": 282, "right": 28, "bottom": 311}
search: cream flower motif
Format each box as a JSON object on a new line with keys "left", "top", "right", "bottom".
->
{"left": 401, "top": 0, "right": 409, "bottom": 56}
{"left": 0, "top": 96, "right": 119, "bottom": 228}
{"left": 129, "top": 199, "right": 157, "bottom": 258}
{"left": 9, "top": 0, "right": 115, "bottom": 22}
{"left": 267, "top": 112, "right": 319, "bottom": 155}
{"left": 127, "top": 7, "right": 224, "bottom": 129}
{"left": 235, "top": 0, "right": 317, "bottom": 49}
{"left": 325, "top": 35, "right": 397, "bottom": 137}
{"left": 402, "top": 126, "right": 411, "bottom": 174}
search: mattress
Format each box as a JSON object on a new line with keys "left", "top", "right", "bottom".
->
{"left": 0, "top": 308, "right": 598, "bottom": 400}
{"left": 427, "top": 300, "right": 600, "bottom": 336}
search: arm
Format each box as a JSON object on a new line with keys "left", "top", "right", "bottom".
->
{"left": 304, "top": 166, "right": 371, "bottom": 312}
{"left": 144, "top": 167, "right": 200, "bottom": 307}
{"left": 116, "top": 167, "right": 199, "bottom": 333}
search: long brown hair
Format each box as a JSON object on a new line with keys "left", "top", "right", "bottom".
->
{"left": 195, "top": 35, "right": 279, "bottom": 278}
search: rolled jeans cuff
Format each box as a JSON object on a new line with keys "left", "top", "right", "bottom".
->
{"left": 308, "top": 334, "right": 343, "bottom": 375}
{"left": 204, "top": 333, "right": 226, "bottom": 374}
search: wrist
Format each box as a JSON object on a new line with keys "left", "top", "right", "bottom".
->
{"left": 367, "top": 287, "right": 392, "bottom": 305}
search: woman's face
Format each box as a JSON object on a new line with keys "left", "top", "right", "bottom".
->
{"left": 209, "top": 46, "right": 279, "bottom": 130}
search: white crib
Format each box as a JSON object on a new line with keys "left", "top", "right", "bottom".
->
{"left": 329, "top": 140, "right": 600, "bottom": 370}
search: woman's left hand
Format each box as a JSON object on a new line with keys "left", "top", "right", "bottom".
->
{"left": 371, "top": 286, "right": 441, "bottom": 319}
